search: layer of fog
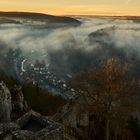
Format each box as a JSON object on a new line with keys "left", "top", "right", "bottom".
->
{"left": 0, "top": 17, "right": 140, "bottom": 79}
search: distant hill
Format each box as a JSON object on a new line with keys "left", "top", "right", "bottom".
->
{"left": 0, "top": 12, "right": 81, "bottom": 26}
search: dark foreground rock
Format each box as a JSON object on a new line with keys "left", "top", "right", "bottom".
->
{"left": 0, "top": 81, "right": 12, "bottom": 123}
{"left": 0, "top": 111, "right": 64, "bottom": 140}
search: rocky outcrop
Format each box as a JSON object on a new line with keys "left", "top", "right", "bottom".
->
{"left": 0, "top": 81, "right": 29, "bottom": 122}
{"left": 11, "top": 85, "right": 28, "bottom": 112}
{"left": 0, "top": 111, "right": 64, "bottom": 140}
{"left": 0, "top": 81, "right": 12, "bottom": 123}
{"left": 0, "top": 82, "right": 71, "bottom": 139}
{"left": 11, "top": 85, "right": 28, "bottom": 120}
{"left": 0, "top": 122, "right": 19, "bottom": 140}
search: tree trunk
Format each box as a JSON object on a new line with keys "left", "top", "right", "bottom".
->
{"left": 105, "top": 119, "right": 110, "bottom": 140}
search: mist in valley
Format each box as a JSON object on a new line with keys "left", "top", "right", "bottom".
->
{"left": 0, "top": 17, "right": 140, "bottom": 81}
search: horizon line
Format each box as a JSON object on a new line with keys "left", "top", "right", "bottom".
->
{"left": 0, "top": 11, "right": 140, "bottom": 17}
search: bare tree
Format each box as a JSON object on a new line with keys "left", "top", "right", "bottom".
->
{"left": 72, "top": 58, "right": 137, "bottom": 140}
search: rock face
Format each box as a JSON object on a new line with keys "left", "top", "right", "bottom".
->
{"left": 11, "top": 85, "right": 28, "bottom": 112}
{"left": 0, "top": 81, "right": 12, "bottom": 123}
{"left": 0, "top": 81, "right": 28, "bottom": 122}
{"left": 0, "top": 82, "right": 70, "bottom": 140}
{"left": 0, "top": 111, "right": 64, "bottom": 140}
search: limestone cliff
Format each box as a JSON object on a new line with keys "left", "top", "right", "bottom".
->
{"left": 0, "top": 81, "right": 12, "bottom": 123}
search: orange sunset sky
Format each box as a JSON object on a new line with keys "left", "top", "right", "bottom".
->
{"left": 0, "top": 0, "right": 140, "bottom": 16}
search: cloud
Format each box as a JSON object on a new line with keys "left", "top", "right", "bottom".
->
{"left": 0, "top": 17, "right": 140, "bottom": 79}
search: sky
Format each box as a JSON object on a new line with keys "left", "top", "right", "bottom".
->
{"left": 0, "top": 0, "right": 140, "bottom": 16}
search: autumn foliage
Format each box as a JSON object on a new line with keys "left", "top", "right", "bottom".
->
{"left": 72, "top": 58, "right": 138, "bottom": 140}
